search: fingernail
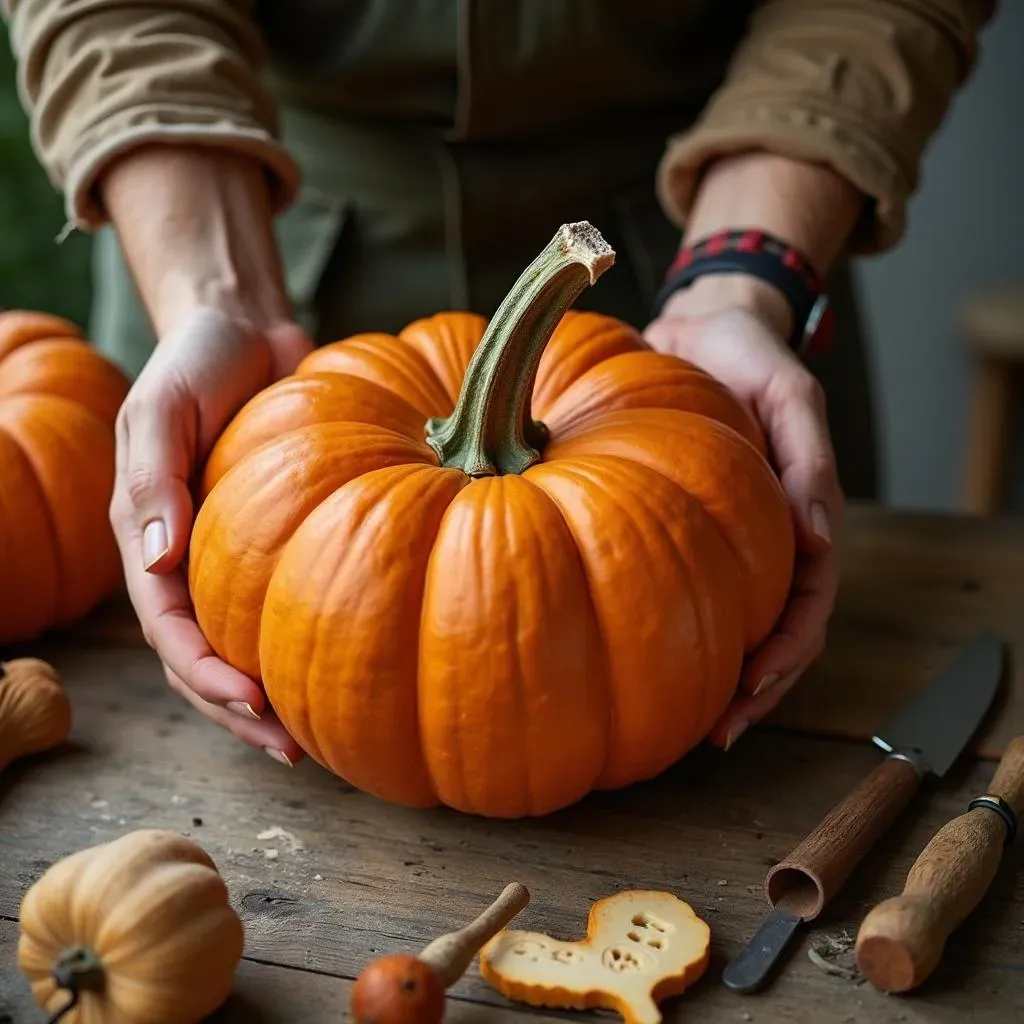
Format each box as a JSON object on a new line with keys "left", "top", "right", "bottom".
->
{"left": 265, "top": 747, "right": 294, "bottom": 767}
{"left": 143, "top": 519, "right": 169, "bottom": 570}
{"left": 228, "top": 701, "right": 261, "bottom": 721}
{"left": 810, "top": 502, "right": 831, "bottom": 545}
{"left": 724, "top": 720, "right": 749, "bottom": 751}
{"left": 754, "top": 673, "right": 780, "bottom": 697}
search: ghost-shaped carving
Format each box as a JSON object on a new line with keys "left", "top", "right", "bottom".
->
{"left": 479, "top": 890, "right": 710, "bottom": 1023}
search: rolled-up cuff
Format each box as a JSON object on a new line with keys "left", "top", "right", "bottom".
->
{"left": 64, "top": 118, "right": 301, "bottom": 230}
{"left": 656, "top": 101, "right": 909, "bottom": 254}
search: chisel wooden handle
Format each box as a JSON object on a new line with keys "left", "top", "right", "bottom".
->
{"left": 766, "top": 756, "right": 922, "bottom": 919}
{"left": 855, "top": 736, "right": 1024, "bottom": 993}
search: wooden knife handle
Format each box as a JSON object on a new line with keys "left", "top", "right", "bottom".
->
{"left": 766, "top": 756, "right": 922, "bottom": 919}
{"left": 855, "top": 736, "right": 1024, "bottom": 993}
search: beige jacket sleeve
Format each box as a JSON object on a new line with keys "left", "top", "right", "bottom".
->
{"left": 4, "top": 0, "right": 299, "bottom": 229}
{"left": 657, "top": 0, "right": 997, "bottom": 253}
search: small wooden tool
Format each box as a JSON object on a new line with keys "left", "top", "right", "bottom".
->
{"left": 855, "top": 735, "right": 1024, "bottom": 992}
{"left": 350, "top": 882, "right": 530, "bottom": 1023}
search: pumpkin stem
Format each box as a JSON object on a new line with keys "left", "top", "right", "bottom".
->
{"left": 425, "top": 222, "right": 615, "bottom": 476}
{"left": 48, "top": 947, "right": 104, "bottom": 1022}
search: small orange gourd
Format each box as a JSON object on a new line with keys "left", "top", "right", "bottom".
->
{"left": 351, "top": 882, "right": 530, "bottom": 1023}
{"left": 190, "top": 221, "right": 795, "bottom": 818}
{"left": 0, "top": 658, "right": 71, "bottom": 772}
{"left": 0, "top": 311, "right": 129, "bottom": 643}
{"left": 18, "top": 829, "right": 244, "bottom": 1024}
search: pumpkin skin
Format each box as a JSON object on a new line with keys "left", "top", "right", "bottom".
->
{"left": 0, "top": 658, "right": 71, "bottom": 773}
{"left": 190, "top": 224, "right": 795, "bottom": 818}
{"left": 17, "top": 829, "right": 244, "bottom": 1024}
{"left": 0, "top": 311, "right": 129, "bottom": 643}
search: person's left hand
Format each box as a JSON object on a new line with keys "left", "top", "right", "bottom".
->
{"left": 644, "top": 279, "right": 845, "bottom": 750}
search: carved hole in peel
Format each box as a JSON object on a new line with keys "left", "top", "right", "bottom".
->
{"left": 627, "top": 932, "right": 641, "bottom": 943}
{"left": 648, "top": 939, "right": 663, "bottom": 950}
{"left": 602, "top": 947, "right": 643, "bottom": 973}
{"left": 551, "top": 948, "right": 584, "bottom": 965}
{"left": 631, "top": 912, "right": 671, "bottom": 933}
{"left": 511, "top": 940, "right": 550, "bottom": 962}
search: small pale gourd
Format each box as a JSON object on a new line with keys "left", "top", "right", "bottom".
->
{"left": 18, "top": 829, "right": 244, "bottom": 1024}
{"left": 0, "top": 658, "right": 71, "bottom": 772}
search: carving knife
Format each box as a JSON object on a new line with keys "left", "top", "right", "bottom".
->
{"left": 855, "top": 733, "right": 1024, "bottom": 992}
{"left": 722, "top": 630, "right": 1006, "bottom": 994}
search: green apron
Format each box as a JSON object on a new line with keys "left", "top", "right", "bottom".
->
{"left": 89, "top": 0, "right": 878, "bottom": 499}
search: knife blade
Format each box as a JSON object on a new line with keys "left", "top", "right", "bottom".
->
{"left": 722, "top": 630, "right": 1005, "bottom": 994}
{"left": 855, "top": 733, "right": 1024, "bottom": 992}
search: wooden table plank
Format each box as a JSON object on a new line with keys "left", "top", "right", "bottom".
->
{"left": 1, "top": 638, "right": 1022, "bottom": 1021}
{"left": 0, "top": 921, "right": 566, "bottom": 1024}
{"left": 767, "top": 503, "right": 1024, "bottom": 759}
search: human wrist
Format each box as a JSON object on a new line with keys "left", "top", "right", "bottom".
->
{"left": 100, "top": 144, "right": 292, "bottom": 338}
{"left": 659, "top": 272, "right": 794, "bottom": 341}
{"left": 683, "top": 152, "right": 863, "bottom": 276}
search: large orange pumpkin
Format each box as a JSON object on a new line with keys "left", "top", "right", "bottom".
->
{"left": 190, "top": 222, "right": 795, "bottom": 817}
{"left": 0, "top": 311, "right": 128, "bottom": 643}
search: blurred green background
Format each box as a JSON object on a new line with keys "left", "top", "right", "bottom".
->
{"left": 1, "top": 23, "right": 93, "bottom": 326}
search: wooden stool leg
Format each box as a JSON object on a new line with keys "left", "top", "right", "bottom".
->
{"left": 964, "top": 356, "right": 1014, "bottom": 515}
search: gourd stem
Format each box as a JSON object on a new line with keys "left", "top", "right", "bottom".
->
{"left": 419, "top": 882, "right": 531, "bottom": 988}
{"left": 48, "top": 946, "right": 105, "bottom": 1022}
{"left": 46, "top": 990, "right": 78, "bottom": 1024}
{"left": 425, "top": 222, "right": 615, "bottom": 476}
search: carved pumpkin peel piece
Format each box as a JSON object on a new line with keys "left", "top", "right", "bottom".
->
{"left": 479, "top": 890, "right": 711, "bottom": 1024}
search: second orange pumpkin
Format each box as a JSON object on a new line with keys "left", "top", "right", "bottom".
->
{"left": 0, "top": 312, "right": 128, "bottom": 644}
{"left": 190, "top": 222, "right": 794, "bottom": 818}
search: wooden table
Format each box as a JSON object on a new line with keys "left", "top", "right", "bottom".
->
{"left": 2, "top": 502, "right": 1023, "bottom": 1023}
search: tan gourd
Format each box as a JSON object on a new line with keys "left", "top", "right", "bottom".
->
{"left": 18, "top": 829, "right": 244, "bottom": 1023}
{"left": 480, "top": 890, "right": 711, "bottom": 1024}
{"left": 0, "top": 658, "right": 71, "bottom": 772}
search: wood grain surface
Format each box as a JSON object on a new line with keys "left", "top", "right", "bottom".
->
{"left": 1, "top": 502, "right": 1023, "bottom": 1022}
{"left": 767, "top": 504, "right": 1024, "bottom": 758}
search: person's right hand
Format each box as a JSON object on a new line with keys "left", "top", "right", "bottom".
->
{"left": 109, "top": 307, "right": 312, "bottom": 765}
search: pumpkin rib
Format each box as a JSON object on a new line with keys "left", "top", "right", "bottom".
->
{"left": 0, "top": 414, "right": 67, "bottom": 622}
{"left": 527, "top": 454, "right": 745, "bottom": 788}
{"left": 399, "top": 312, "right": 488, "bottom": 407}
{"left": 0, "top": 338, "right": 129, "bottom": 426}
{"left": 200, "top": 371, "right": 427, "bottom": 495}
{"left": 260, "top": 464, "right": 467, "bottom": 806}
{"left": 0, "top": 426, "right": 60, "bottom": 638}
{"left": 418, "top": 475, "right": 609, "bottom": 817}
{"left": 0, "top": 396, "right": 121, "bottom": 626}
{"left": 0, "top": 310, "right": 82, "bottom": 362}
{"left": 297, "top": 333, "right": 453, "bottom": 419}
{"left": 191, "top": 422, "right": 437, "bottom": 677}
{"left": 545, "top": 408, "right": 793, "bottom": 651}
{"left": 531, "top": 310, "right": 646, "bottom": 419}
{"left": 542, "top": 349, "right": 766, "bottom": 456}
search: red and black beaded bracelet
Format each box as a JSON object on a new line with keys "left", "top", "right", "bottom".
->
{"left": 652, "top": 229, "right": 835, "bottom": 357}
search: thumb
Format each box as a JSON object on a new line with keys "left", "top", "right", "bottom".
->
{"left": 117, "top": 391, "right": 195, "bottom": 574}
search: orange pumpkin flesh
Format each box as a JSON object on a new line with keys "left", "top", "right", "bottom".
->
{"left": 349, "top": 953, "right": 446, "bottom": 1024}
{"left": 0, "top": 312, "right": 129, "bottom": 643}
{"left": 190, "top": 222, "right": 795, "bottom": 818}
